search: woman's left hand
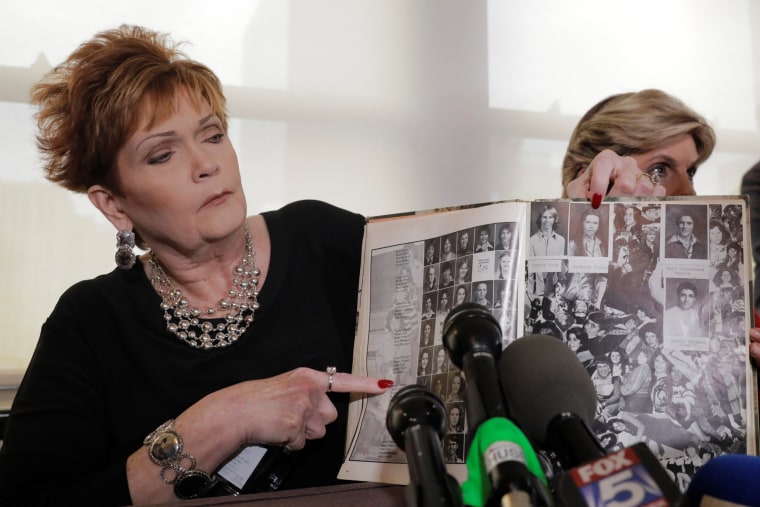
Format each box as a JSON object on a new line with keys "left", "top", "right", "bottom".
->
{"left": 565, "top": 150, "right": 667, "bottom": 207}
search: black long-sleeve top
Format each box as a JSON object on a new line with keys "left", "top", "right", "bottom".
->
{"left": 0, "top": 200, "right": 365, "bottom": 506}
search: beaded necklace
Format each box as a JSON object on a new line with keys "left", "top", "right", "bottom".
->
{"left": 148, "top": 225, "right": 260, "bottom": 349}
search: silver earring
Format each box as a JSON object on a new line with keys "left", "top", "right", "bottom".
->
{"left": 115, "top": 230, "right": 136, "bottom": 270}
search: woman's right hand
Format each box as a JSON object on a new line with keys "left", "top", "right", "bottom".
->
{"left": 128, "top": 368, "right": 391, "bottom": 504}
{"left": 565, "top": 150, "right": 667, "bottom": 207}
{"left": 214, "top": 367, "right": 390, "bottom": 450}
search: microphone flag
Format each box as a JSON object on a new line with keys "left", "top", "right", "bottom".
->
{"left": 461, "top": 416, "right": 548, "bottom": 507}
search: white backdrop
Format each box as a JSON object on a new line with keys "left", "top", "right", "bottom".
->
{"left": 2, "top": 0, "right": 760, "bottom": 371}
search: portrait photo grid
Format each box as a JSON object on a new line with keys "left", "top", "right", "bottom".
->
{"left": 354, "top": 221, "right": 522, "bottom": 465}
{"left": 418, "top": 222, "right": 521, "bottom": 463}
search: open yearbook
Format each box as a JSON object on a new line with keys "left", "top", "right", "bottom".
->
{"left": 338, "top": 197, "right": 758, "bottom": 492}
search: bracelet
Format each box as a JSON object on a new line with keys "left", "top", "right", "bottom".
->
{"left": 143, "top": 419, "right": 220, "bottom": 499}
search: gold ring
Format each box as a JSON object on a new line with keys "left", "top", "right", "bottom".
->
{"left": 635, "top": 172, "right": 660, "bottom": 186}
{"left": 326, "top": 366, "right": 337, "bottom": 392}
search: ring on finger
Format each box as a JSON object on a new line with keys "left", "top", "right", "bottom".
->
{"left": 635, "top": 171, "right": 660, "bottom": 186}
{"left": 326, "top": 366, "right": 337, "bottom": 392}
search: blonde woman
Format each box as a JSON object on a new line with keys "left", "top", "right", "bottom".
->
{"left": 563, "top": 89, "right": 715, "bottom": 204}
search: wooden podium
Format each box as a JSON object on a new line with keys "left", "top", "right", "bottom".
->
{"left": 150, "top": 482, "right": 406, "bottom": 507}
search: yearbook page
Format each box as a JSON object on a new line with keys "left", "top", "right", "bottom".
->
{"left": 338, "top": 197, "right": 758, "bottom": 493}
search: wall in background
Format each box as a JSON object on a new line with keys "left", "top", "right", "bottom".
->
{"left": 2, "top": 0, "right": 760, "bottom": 371}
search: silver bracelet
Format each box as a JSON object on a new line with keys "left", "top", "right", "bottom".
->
{"left": 143, "top": 419, "right": 217, "bottom": 499}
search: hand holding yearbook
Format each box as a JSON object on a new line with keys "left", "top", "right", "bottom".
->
{"left": 338, "top": 197, "right": 758, "bottom": 494}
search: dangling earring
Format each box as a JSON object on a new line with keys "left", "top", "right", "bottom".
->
{"left": 115, "top": 230, "right": 136, "bottom": 270}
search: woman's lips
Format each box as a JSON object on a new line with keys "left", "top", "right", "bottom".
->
{"left": 202, "top": 191, "right": 231, "bottom": 208}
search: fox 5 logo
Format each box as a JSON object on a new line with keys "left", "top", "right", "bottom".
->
{"left": 578, "top": 464, "right": 666, "bottom": 507}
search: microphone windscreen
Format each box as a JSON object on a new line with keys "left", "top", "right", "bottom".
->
{"left": 686, "top": 454, "right": 760, "bottom": 507}
{"left": 461, "top": 417, "right": 547, "bottom": 507}
{"left": 498, "top": 334, "right": 597, "bottom": 446}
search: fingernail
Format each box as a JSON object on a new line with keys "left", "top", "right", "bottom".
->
{"left": 378, "top": 379, "right": 394, "bottom": 389}
{"left": 591, "top": 193, "right": 603, "bottom": 209}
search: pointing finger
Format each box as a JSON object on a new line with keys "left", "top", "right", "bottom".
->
{"left": 324, "top": 370, "right": 394, "bottom": 394}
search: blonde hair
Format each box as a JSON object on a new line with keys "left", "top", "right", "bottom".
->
{"left": 31, "top": 25, "right": 228, "bottom": 194}
{"left": 561, "top": 89, "right": 715, "bottom": 197}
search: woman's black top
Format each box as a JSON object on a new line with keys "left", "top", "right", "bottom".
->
{"left": 0, "top": 200, "right": 365, "bottom": 506}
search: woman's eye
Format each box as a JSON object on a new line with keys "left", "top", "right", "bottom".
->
{"left": 148, "top": 151, "right": 172, "bottom": 164}
{"left": 206, "top": 132, "right": 225, "bottom": 143}
{"left": 686, "top": 167, "right": 698, "bottom": 181}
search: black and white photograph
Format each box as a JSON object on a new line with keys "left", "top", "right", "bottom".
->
{"left": 494, "top": 250, "right": 516, "bottom": 281}
{"left": 471, "top": 280, "right": 493, "bottom": 309}
{"left": 613, "top": 203, "right": 646, "bottom": 244}
{"left": 567, "top": 202, "right": 610, "bottom": 258}
{"left": 437, "top": 287, "right": 453, "bottom": 316}
{"left": 424, "top": 237, "right": 440, "bottom": 266}
{"left": 439, "top": 260, "right": 455, "bottom": 288}
{"left": 441, "top": 233, "right": 457, "bottom": 262}
{"left": 664, "top": 278, "right": 710, "bottom": 342}
{"left": 454, "top": 255, "right": 473, "bottom": 285}
{"left": 419, "top": 320, "right": 435, "bottom": 348}
{"left": 445, "top": 372, "right": 467, "bottom": 404}
{"left": 443, "top": 434, "right": 465, "bottom": 464}
{"left": 457, "top": 227, "right": 474, "bottom": 257}
{"left": 417, "top": 347, "right": 432, "bottom": 376}
{"left": 453, "top": 284, "right": 470, "bottom": 308}
{"left": 421, "top": 293, "right": 436, "bottom": 320}
{"left": 529, "top": 201, "right": 569, "bottom": 256}
{"left": 708, "top": 217, "right": 731, "bottom": 267}
{"left": 665, "top": 204, "right": 708, "bottom": 260}
{"left": 495, "top": 222, "right": 518, "bottom": 251}
{"left": 423, "top": 264, "right": 439, "bottom": 292}
{"left": 431, "top": 374, "right": 447, "bottom": 402}
{"left": 432, "top": 345, "right": 449, "bottom": 375}
{"left": 445, "top": 402, "right": 466, "bottom": 434}
{"left": 474, "top": 224, "right": 494, "bottom": 253}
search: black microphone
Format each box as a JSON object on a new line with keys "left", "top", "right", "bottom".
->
{"left": 498, "top": 334, "right": 682, "bottom": 506}
{"left": 442, "top": 302, "right": 509, "bottom": 432}
{"left": 497, "top": 333, "right": 601, "bottom": 468}
{"left": 443, "top": 304, "right": 552, "bottom": 507}
{"left": 386, "top": 384, "right": 463, "bottom": 507}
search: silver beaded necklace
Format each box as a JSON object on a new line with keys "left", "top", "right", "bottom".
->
{"left": 148, "top": 225, "right": 261, "bottom": 349}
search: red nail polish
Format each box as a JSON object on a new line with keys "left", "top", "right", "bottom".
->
{"left": 591, "top": 193, "right": 603, "bottom": 209}
{"left": 378, "top": 379, "right": 394, "bottom": 389}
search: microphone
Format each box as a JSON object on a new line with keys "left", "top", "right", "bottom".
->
{"left": 685, "top": 454, "right": 760, "bottom": 506}
{"left": 443, "top": 304, "right": 552, "bottom": 507}
{"left": 461, "top": 417, "right": 554, "bottom": 507}
{"left": 498, "top": 334, "right": 682, "bottom": 506}
{"left": 442, "top": 302, "right": 508, "bottom": 432}
{"left": 497, "top": 333, "right": 601, "bottom": 467}
{"left": 386, "top": 384, "right": 463, "bottom": 507}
